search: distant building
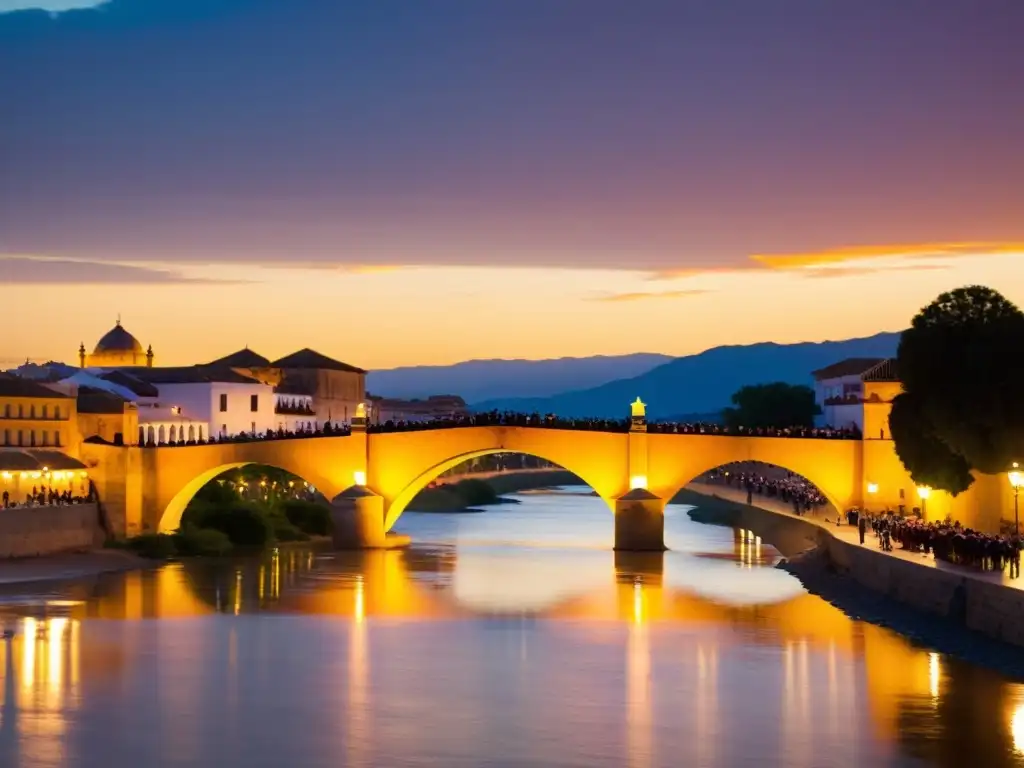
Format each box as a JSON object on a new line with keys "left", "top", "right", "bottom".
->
{"left": 79, "top": 319, "right": 154, "bottom": 368}
{"left": 812, "top": 358, "right": 900, "bottom": 437}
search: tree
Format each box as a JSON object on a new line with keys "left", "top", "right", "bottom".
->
{"left": 892, "top": 285, "right": 1024, "bottom": 492}
{"left": 722, "top": 382, "right": 821, "bottom": 430}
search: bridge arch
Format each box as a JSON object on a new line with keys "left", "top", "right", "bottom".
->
{"left": 385, "top": 448, "right": 614, "bottom": 532}
{"left": 372, "top": 427, "right": 631, "bottom": 532}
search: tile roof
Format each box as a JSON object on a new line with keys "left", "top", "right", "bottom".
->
{"left": 271, "top": 348, "right": 366, "bottom": 374}
{"left": 98, "top": 371, "right": 160, "bottom": 398}
{"left": 0, "top": 374, "right": 69, "bottom": 399}
{"left": 861, "top": 358, "right": 899, "bottom": 382}
{"left": 119, "top": 366, "right": 262, "bottom": 386}
{"left": 207, "top": 348, "right": 271, "bottom": 368}
{"left": 811, "top": 358, "right": 887, "bottom": 381}
{"left": 77, "top": 386, "right": 129, "bottom": 414}
{"left": 0, "top": 449, "right": 87, "bottom": 472}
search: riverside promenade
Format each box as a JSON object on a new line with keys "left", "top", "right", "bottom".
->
{"left": 683, "top": 482, "right": 1024, "bottom": 648}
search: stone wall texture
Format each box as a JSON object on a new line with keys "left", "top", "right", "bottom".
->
{"left": 689, "top": 500, "right": 1024, "bottom": 649}
{"left": 0, "top": 504, "right": 104, "bottom": 559}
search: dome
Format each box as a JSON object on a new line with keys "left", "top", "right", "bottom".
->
{"left": 94, "top": 321, "right": 143, "bottom": 355}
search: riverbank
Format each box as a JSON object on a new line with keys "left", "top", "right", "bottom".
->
{"left": 682, "top": 482, "right": 1024, "bottom": 652}
{"left": 408, "top": 470, "right": 580, "bottom": 512}
{"left": 0, "top": 548, "right": 150, "bottom": 588}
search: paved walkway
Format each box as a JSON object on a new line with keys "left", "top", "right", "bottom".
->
{"left": 687, "top": 482, "right": 1024, "bottom": 592}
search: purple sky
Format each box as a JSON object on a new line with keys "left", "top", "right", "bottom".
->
{"left": 2, "top": 0, "right": 1023, "bottom": 280}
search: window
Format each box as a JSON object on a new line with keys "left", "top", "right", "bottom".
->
{"left": 250, "top": 394, "right": 259, "bottom": 412}
{"left": 17, "top": 430, "right": 23, "bottom": 446}
{"left": 17, "top": 404, "right": 22, "bottom": 418}
{"left": 251, "top": 421, "right": 256, "bottom": 434}
{"left": 219, "top": 393, "right": 228, "bottom": 412}
{"left": 2, "top": 404, "right": 8, "bottom": 418}
{"left": 42, "top": 405, "right": 48, "bottom": 419}
{"left": 0, "top": 429, "right": 6, "bottom": 445}
{"left": 55, "top": 431, "right": 61, "bottom": 447}
{"left": 29, "top": 405, "right": 35, "bottom": 419}
{"left": 29, "top": 431, "right": 35, "bottom": 447}
{"left": 41, "top": 431, "right": 48, "bottom": 446}
{"left": 54, "top": 406, "right": 60, "bottom": 419}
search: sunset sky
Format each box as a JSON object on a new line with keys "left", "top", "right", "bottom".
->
{"left": 1, "top": 1, "right": 1022, "bottom": 369}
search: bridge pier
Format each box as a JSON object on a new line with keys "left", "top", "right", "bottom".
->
{"left": 330, "top": 486, "right": 410, "bottom": 550}
{"left": 614, "top": 488, "right": 666, "bottom": 552}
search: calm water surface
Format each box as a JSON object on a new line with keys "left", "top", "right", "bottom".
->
{"left": 0, "top": 486, "right": 1022, "bottom": 767}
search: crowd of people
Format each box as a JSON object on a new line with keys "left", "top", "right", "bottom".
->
{"left": 137, "top": 411, "right": 861, "bottom": 447}
{"left": 1, "top": 485, "right": 96, "bottom": 509}
{"left": 868, "top": 514, "right": 1022, "bottom": 577}
{"left": 700, "top": 465, "right": 830, "bottom": 515}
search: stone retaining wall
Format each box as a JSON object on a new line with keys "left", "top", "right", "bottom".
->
{"left": 0, "top": 504, "right": 104, "bottom": 559}
{"left": 687, "top": 498, "right": 1024, "bottom": 648}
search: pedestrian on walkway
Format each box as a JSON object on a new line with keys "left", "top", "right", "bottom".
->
{"left": 858, "top": 514, "right": 867, "bottom": 545}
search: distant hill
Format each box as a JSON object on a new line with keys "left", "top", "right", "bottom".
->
{"left": 366, "top": 353, "right": 672, "bottom": 403}
{"left": 472, "top": 332, "right": 901, "bottom": 418}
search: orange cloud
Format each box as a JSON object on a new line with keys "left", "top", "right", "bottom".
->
{"left": 587, "top": 289, "right": 712, "bottom": 303}
{"left": 752, "top": 241, "right": 1024, "bottom": 269}
{"left": 799, "top": 263, "right": 952, "bottom": 280}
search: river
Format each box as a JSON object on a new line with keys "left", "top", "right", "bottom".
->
{"left": 0, "top": 486, "right": 1021, "bottom": 767}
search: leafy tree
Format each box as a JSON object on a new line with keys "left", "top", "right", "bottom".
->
{"left": 722, "top": 382, "right": 821, "bottom": 430}
{"left": 889, "top": 392, "right": 974, "bottom": 495}
{"left": 893, "top": 285, "right": 1024, "bottom": 492}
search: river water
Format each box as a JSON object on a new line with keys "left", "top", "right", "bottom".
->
{"left": 0, "top": 486, "right": 1021, "bottom": 767}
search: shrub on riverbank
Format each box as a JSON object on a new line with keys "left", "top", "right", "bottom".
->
{"left": 173, "top": 526, "right": 233, "bottom": 557}
{"left": 281, "top": 499, "right": 332, "bottom": 536}
{"left": 183, "top": 501, "right": 274, "bottom": 548}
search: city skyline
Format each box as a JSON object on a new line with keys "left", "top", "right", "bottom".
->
{"left": 2, "top": 1, "right": 1023, "bottom": 367}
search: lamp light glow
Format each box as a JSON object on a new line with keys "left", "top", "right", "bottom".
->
{"left": 630, "top": 398, "right": 646, "bottom": 419}
{"left": 354, "top": 471, "right": 367, "bottom": 486}
{"left": 867, "top": 482, "right": 879, "bottom": 494}
{"left": 629, "top": 475, "right": 648, "bottom": 490}
{"left": 917, "top": 486, "right": 931, "bottom": 500}
{"left": 1010, "top": 462, "right": 1022, "bottom": 489}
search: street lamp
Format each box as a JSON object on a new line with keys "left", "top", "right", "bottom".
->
{"left": 917, "top": 485, "right": 931, "bottom": 519}
{"left": 1009, "top": 462, "right": 1021, "bottom": 536}
{"left": 866, "top": 482, "right": 878, "bottom": 513}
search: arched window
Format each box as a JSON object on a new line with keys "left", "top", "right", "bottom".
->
{"left": 158, "top": 425, "right": 166, "bottom": 445}
{"left": 198, "top": 425, "right": 204, "bottom": 441}
{"left": 54, "top": 431, "right": 61, "bottom": 447}
{"left": 29, "top": 404, "right": 35, "bottom": 419}
{"left": 42, "top": 405, "right": 48, "bottom": 419}
{"left": 54, "top": 406, "right": 61, "bottom": 419}
{"left": 188, "top": 425, "right": 195, "bottom": 442}
{"left": 147, "top": 426, "right": 156, "bottom": 446}
{"left": 139, "top": 426, "right": 145, "bottom": 445}
{"left": 29, "top": 431, "right": 36, "bottom": 447}
{"left": 168, "top": 425, "right": 177, "bottom": 444}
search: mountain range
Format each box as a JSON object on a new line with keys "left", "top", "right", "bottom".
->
{"left": 366, "top": 353, "right": 672, "bottom": 402}
{"left": 472, "top": 332, "right": 902, "bottom": 418}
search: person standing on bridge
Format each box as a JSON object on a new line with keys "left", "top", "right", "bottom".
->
{"left": 858, "top": 513, "right": 867, "bottom": 545}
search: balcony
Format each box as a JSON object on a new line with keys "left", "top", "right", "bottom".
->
{"left": 275, "top": 399, "right": 315, "bottom": 416}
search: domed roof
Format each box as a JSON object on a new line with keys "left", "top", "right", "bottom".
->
{"left": 94, "top": 321, "right": 143, "bottom": 355}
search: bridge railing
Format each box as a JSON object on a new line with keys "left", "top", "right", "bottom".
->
{"left": 128, "top": 411, "right": 862, "bottom": 448}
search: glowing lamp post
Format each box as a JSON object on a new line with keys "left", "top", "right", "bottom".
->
{"left": 1009, "top": 462, "right": 1021, "bottom": 536}
{"left": 630, "top": 397, "right": 647, "bottom": 432}
{"left": 917, "top": 485, "right": 931, "bottom": 519}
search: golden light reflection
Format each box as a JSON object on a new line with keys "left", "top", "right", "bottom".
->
{"left": 1011, "top": 701, "right": 1024, "bottom": 756}
{"left": 696, "top": 645, "right": 718, "bottom": 767}
{"left": 348, "top": 575, "right": 371, "bottom": 768}
{"left": 234, "top": 569, "right": 242, "bottom": 616}
{"left": 21, "top": 617, "right": 37, "bottom": 689}
{"left": 626, "top": 580, "right": 651, "bottom": 768}
{"left": 354, "top": 577, "right": 366, "bottom": 624}
{"left": 929, "top": 652, "right": 941, "bottom": 700}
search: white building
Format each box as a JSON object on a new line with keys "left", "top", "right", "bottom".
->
{"left": 812, "top": 358, "right": 897, "bottom": 432}
{"left": 99, "top": 367, "right": 277, "bottom": 443}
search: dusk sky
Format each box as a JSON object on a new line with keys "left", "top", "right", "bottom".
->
{"left": 2, "top": 0, "right": 1022, "bottom": 369}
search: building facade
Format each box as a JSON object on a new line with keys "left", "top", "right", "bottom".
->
{"left": 0, "top": 374, "right": 78, "bottom": 450}
{"left": 812, "top": 358, "right": 899, "bottom": 434}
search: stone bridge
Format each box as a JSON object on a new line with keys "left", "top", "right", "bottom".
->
{"left": 77, "top": 399, "right": 930, "bottom": 551}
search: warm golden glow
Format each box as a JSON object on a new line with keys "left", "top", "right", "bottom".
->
{"left": 629, "top": 475, "right": 648, "bottom": 490}
{"left": 353, "top": 470, "right": 367, "bottom": 487}
{"left": 1012, "top": 701, "right": 1024, "bottom": 755}
{"left": 867, "top": 482, "right": 879, "bottom": 494}
{"left": 928, "top": 652, "right": 941, "bottom": 699}
{"left": 630, "top": 397, "right": 647, "bottom": 418}
{"left": 917, "top": 485, "right": 931, "bottom": 500}
{"left": 1010, "top": 462, "right": 1022, "bottom": 489}
{"left": 22, "top": 616, "right": 37, "bottom": 689}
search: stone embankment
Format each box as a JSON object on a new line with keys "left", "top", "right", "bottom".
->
{"left": 681, "top": 484, "right": 1024, "bottom": 649}
{"left": 0, "top": 503, "right": 105, "bottom": 559}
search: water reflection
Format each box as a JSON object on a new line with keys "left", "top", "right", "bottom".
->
{"left": 0, "top": 489, "right": 1019, "bottom": 765}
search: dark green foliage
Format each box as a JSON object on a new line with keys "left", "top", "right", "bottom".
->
{"left": 270, "top": 517, "right": 310, "bottom": 542}
{"left": 722, "top": 382, "right": 821, "bottom": 430}
{"left": 172, "top": 526, "right": 233, "bottom": 557}
{"left": 280, "top": 499, "right": 332, "bottom": 536}
{"left": 451, "top": 478, "right": 499, "bottom": 506}
{"left": 128, "top": 533, "right": 177, "bottom": 559}
{"left": 889, "top": 393, "right": 974, "bottom": 495}
{"left": 183, "top": 501, "right": 274, "bottom": 548}
{"left": 893, "top": 285, "right": 1024, "bottom": 492}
